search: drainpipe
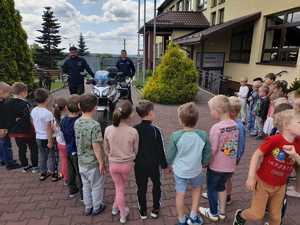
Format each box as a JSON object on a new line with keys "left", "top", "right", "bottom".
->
{"left": 137, "top": 0, "right": 140, "bottom": 82}
{"left": 143, "top": 0, "right": 147, "bottom": 83}
{"left": 153, "top": 0, "right": 157, "bottom": 75}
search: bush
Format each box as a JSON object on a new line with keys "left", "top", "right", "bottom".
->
{"left": 143, "top": 43, "right": 198, "bottom": 104}
{"left": 288, "top": 77, "right": 300, "bottom": 92}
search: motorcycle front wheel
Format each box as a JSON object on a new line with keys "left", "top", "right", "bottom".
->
{"left": 95, "top": 109, "right": 112, "bottom": 135}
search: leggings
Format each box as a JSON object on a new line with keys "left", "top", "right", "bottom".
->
{"left": 57, "top": 144, "right": 68, "bottom": 182}
{"left": 109, "top": 162, "right": 133, "bottom": 217}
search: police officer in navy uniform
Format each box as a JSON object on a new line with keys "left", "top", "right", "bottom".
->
{"left": 116, "top": 50, "right": 136, "bottom": 102}
{"left": 62, "top": 46, "right": 94, "bottom": 95}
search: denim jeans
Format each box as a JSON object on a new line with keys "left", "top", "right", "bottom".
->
{"left": 207, "top": 169, "right": 233, "bottom": 215}
{"left": 247, "top": 109, "right": 256, "bottom": 132}
{"left": 0, "top": 136, "right": 13, "bottom": 164}
{"left": 36, "top": 139, "right": 58, "bottom": 174}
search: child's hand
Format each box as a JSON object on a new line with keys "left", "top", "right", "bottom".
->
{"left": 283, "top": 145, "right": 298, "bottom": 160}
{"left": 47, "top": 142, "right": 53, "bottom": 149}
{"left": 163, "top": 167, "right": 171, "bottom": 175}
{"left": 0, "top": 129, "right": 8, "bottom": 138}
{"left": 99, "top": 163, "right": 106, "bottom": 175}
{"left": 246, "top": 176, "right": 256, "bottom": 191}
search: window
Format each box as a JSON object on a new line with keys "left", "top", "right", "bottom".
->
{"left": 211, "top": 0, "right": 217, "bottom": 8}
{"left": 170, "top": 6, "right": 175, "bottom": 11}
{"left": 219, "top": 0, "right": 225, "bottom": 4}
{"left": 262, "top": 8, "right": 300, "bottom": 65}
{"left": 198, "top": 0, "right": 208, "bottom": 10}
{"left": 211, "top": 12, "right": 216, "bottom": 25}
{"left": 229, "top": 24, "right": 254, "bottom": 63}
{"left": 219, "top": 8, "right": 224, "bottom": 24}
{"left": 185, "top": 0, "right": 191, "bottom": 11}
{"left": 177, "top": 0, "right": 184, "bottom": 11}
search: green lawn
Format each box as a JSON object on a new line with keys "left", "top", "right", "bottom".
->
{"left": 51, "top": 80, "right": 64, "bottom": 91}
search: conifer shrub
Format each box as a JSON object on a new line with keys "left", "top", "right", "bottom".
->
{"left": 143, "top": 43, "right": 198, "bottom": 104}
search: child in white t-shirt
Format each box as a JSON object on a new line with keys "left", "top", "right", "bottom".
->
{"left": 237, "top": 77, "right": 249, "bottom": 123}
{"left": 31, "top": 88, "right": 58, "bottom": 181}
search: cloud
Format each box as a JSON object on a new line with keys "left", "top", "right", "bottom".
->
{"left": 81, "top": 0, "right": 97, "bottom": 4}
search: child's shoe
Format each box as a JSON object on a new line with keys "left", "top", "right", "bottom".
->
{"left": 112, "top": 207, "right": 119, "bottom": 216}
{"left": 233, "top": 209, "right": 246, "bottom": 225}
{"left": 255, "top": 135, "right": 264, "bottom": 140}
{"left": 22, "top": 165, "right": 33, "bottom": 173}
{"left": 219, "top": 213, "right": 226, "bottom": 221}
{"left": 150, "top": 208, "right": 159, "bottom": 219}
{"left": 177, "top": 216, "right": 188, "bottom": 225}
{"left": 84, "top": 207, "right": 93, "bottom": 216}
{"left": 201, "top": 192, "right": 208, "bottom": 199}
{"left": 51, "top": 172, "right": 59, "bottom": 182}
{"left": 188, "top": 215, "right": 203, "bottom": 225}
{"left": 39, "top": 172, "right": 50, "bottom": 181}
{"left": 138, "top": 208, "right": 147, "bottom": 220}
{"left": 120, "top": 208, "right": 129, "bottom": 224}
{"left": 198, "top": 207, "right": 219, "bottom": 222}
{"left": 31, "top": 167, "right": 39, "bottom": 174}
{"left": 92, "top": 204, "right": 106, "bottom": 216}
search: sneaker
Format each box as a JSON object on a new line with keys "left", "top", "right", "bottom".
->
{"left": 201, "top": 192, "right": 208, "bottom": 199}
{"left": 31, "top": 167, "right": 39, "bottom": 174}
{"left": 69, "top": 190, "right": 79, "bottom": 199}
{"left": 177, "top": 216, "right": 188, "bottom": 225}
{"left": 51, "top": 173, "right": 60, "bottom": 182}
{"left": 188, "top": 215, "right": 203, "bottom": 225}
{"left": 150, "top": 208, "right": 160, "bottom": 219}
{"left": 138, "top": 208, "right": 148, "bottom": 220}
{"left": 226, "top": 199, "right": 233, "bottom": 205}
{"left": 39, "top": 172, "right": 50, "bottom": 181}
{"left": 112, "top": 207, "right": 119, "bottom": 216}
{"left": 219, "top": 213, "right": 226, "bottom": 221}
{"left": 92, "top": 204, "right": 106, "bottom": 216}
{"left": 286, "top": 189, "right": 300, "bottom": 198}
{"left": 233, "top": 209, "right": 246, "bottom": 225}
{"left": 6, "top": 162, "right": 21, "bottom": 170}
{"left": 255, "top": 135, "right": 264, "bottom": 140}
{"left": 84, "top": 207, "right": 93, "bottom": 216}
{"left": 198, "top": 207, "right": 218, "bottom": 222}
{"left": 120, "top": 208, "right": 129, "bottom": 224}
{"left": 22, "top": 165, "right": 33, "bottom": 173}
{"left": 250, "top": 132, "right": 257, "bottom": 137}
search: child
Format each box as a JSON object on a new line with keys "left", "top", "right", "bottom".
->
{"left": 226, "top": 96, "right": 246, "bottom": 204}
{"left": 53, "top": 97, "right": 68, "bottom": 184}
{"left": 252, "top": 85, "right": 270, "bottom": 139}
{"left": 104, "top": 100, "right": 139, "bottom": 224}
{"left": 237, "top": 77, "right": 249, "bottom": 123}
{"left": 60, "top": 95, "right": 83, "bottom": 198}
{"left": 30, "top": 88, "right": 58, "bottom": 181}
{"left": 264, "top": 73, "right": 276, "bottom": 86}
{"left": 233, "top": 109, "right": 300, "bottom": 225}
{"left": 199, "top": 95, "right": 238, "bottom": 222}
{"left": 247, "top": 80, "right": 262, "bottom": 133}
{"left": 168, "top": 102, "right": 211, "bottom": 225}
{"left": 74, "top": 94, "right": 106, "bottom": 216}
{"left": 0, "top": 82, "right": 20, "bottom": 169}
{"left": 8, "top": 82, "right": 38, "bottom": 173}
{"left": 134, "top": 100, "right": 168, "bottom": 220}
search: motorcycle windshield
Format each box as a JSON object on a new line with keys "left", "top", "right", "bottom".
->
{"left": 96, "top": 80, "right": 108, "bottom": 87}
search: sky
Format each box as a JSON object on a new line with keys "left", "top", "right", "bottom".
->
{"left": 15, "top": 0, "right": 164, "bottom": 54}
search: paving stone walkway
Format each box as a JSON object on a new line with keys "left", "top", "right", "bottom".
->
{"left": 0, "top": 88, "right": 299, "bottom": 225}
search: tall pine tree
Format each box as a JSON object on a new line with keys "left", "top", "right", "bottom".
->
{"left": 36, "top": 7, "right": 64, "bottom": 68}
{"left": 78, "top": 33, "right": 89, "bottom": 56}
{"left": 0, "top": 0, "right": 34, "bottom": 86}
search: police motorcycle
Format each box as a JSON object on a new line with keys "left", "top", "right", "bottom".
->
{"left": 86, "top": 68, "right": 120, "bottom": 129}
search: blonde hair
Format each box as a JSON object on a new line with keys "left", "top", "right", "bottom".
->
{"left": 208, "top": 95, "right": 230, "bottom": 114}
{"left": 0, "top": 82, "right": 11, "bottom": 93}
{"left": 240, "top": 77, "right": 248, "bottom": 82}
{"left": 228, "top": 96, "right": 241, "bottom": 115}
{"left": 274, "top": 109, "right": 300, "bottom": 131}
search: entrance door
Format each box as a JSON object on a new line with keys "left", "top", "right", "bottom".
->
{"left": 201, "top": 69, "right": 223, "bottom": 94}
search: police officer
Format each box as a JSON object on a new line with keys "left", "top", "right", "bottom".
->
{"left": 116, "top": 50, "right": 136, "bottom": 102}
{"left": 62, "top": 47, "right": 94, "bottom": 95}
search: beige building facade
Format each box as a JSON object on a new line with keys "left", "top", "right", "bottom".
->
{"left": 153, "top": 0, "right": 300, "bottom": 93}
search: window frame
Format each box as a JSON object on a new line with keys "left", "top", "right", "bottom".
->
{"left": 261, "top": 8, "right": 300, "bottom": 65}
{"left": 219, "top": 0, "right": 225, "bottom": 4}
{"left": 198, "top": 0, "right": 207, "bottom": 10}
{"left": 229, "top": 24, "right": 254, "bottom": 63}
{"left": 218, "top": 8, "right": 225, "bottom": 24}
{"left": 211, "top": 11, "right": 217, "bottom": 26}
{"left": 211, "top": 0, "right": 217, "bottom": 8}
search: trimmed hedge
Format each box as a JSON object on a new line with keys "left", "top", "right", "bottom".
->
{"left": 143, "top": 43, "right": 198, "bottom": 104}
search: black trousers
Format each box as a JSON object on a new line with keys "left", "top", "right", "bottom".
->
{"left": 135, "top": 165, "right": 161, "bottom": 211}
{"left": 69, "top": 83, "right": 85, "bottom": 95}
{"left": 15, "top": 137, "right": 38, "bottom": 167}
{"left": 67, "top": 154, "right": 83, "bottom": 196}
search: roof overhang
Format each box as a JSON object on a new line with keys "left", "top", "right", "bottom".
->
{"left": 175, "top": 12, "right": 261, "bottom": 45}
{"left": 138, "top": 11, "right": 210, "bottom": 34}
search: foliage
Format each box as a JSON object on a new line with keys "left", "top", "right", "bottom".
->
{"left": 35, "top": 7, "right": 64, "bottom": 68}
{"left": 0, "top": 0, "right": 34, "bottom": 86}
{"left": 143, "top": 42, "right": 198, "bottom": 104}
{"left": 30, "top": 43, "right": 42, "bottom": 64}
{"left": 78, "top": 33, "right": 89, "bottom": 56}
{"left": 288, "top": 77, "right": 300, "bottom": 92}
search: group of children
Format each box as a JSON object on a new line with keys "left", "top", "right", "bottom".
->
{"left": 0, "top": 78, "right": 300, "bottom": 225}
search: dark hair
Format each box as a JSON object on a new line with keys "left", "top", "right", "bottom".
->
{"left": 12, "top": 82, "right": 27, "bottom": 95}
{"left": 34, "top": 88, "right": 49, "bottom": 103}
{"left": 53, "top": 97, "right": 67, "bottom": 123}
{"left": 121, "top": 50, "right": 127, "bottom": 54}
{"left": 273, "top": 80, "right": 288, "bottom": 93}
{"left": 274, "top": 103, "right": 293, "bottom": 114}
{"left": 178, "top": 102, "right": 199, "bottom": 128}
{"left": 253, "top": 77, "right": 263, "bottom": 82}
{"left": 69, "top": 46, "right": 77, "bottom": 51}
{"left": 79, "top": 94, "right": 97, "bottom": 113}
{"left": 265, "top": 73, "right": 276, "bottom": 81}
{"left": 67, "top": 95, "right": 81, "bottom": 113}
{"left": 112, "top": 100, "right": 133, "bottom": 127}
{"left": 136, "top": 100, "right": 154, "bottom": 118}
{"left": 260, "top": 85, "right": 270, "bottom": 95}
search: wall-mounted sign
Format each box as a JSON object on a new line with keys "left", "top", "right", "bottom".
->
{"left": 197, "top": 52, "right": 225, "bottom": 69}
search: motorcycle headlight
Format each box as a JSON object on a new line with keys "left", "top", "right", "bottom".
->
{"left": 93, "top": 88, "right": 100, "bottom": 97}
{"left": 101, "top": 88, "right": 109, "bottom": 97}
